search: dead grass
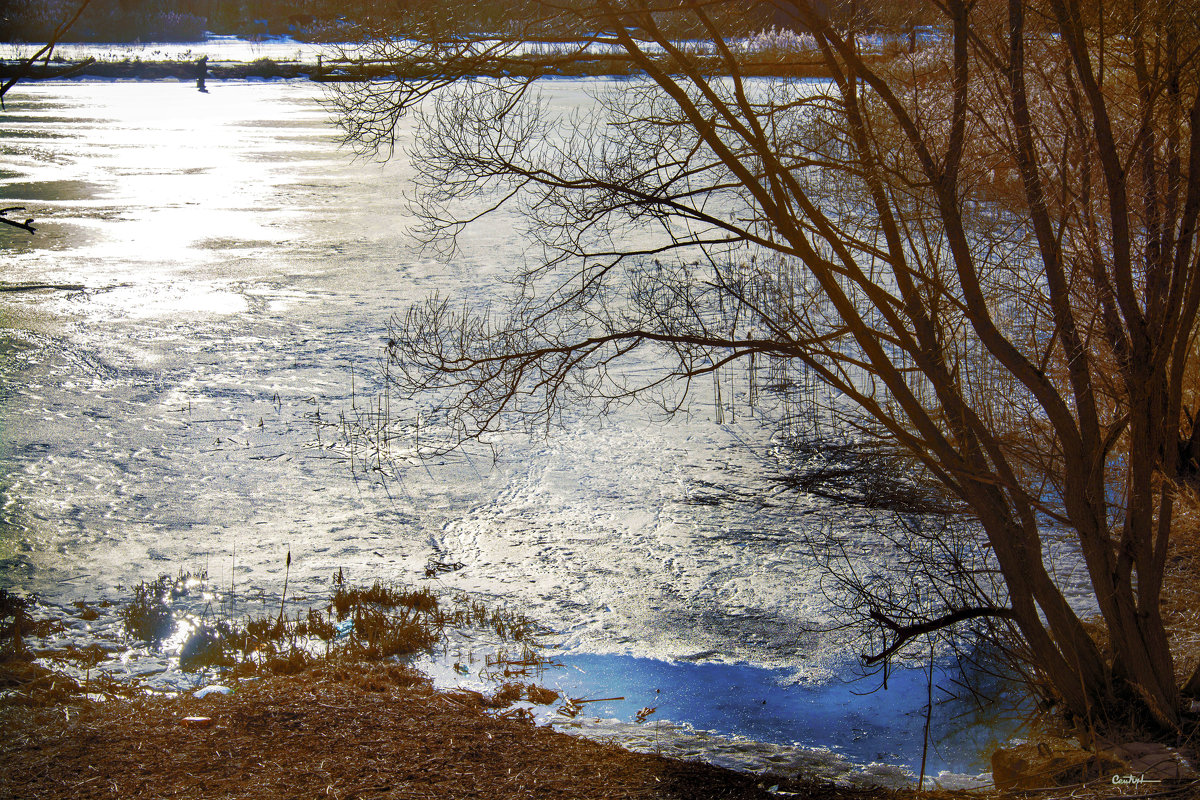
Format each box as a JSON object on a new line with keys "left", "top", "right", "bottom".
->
{"left": 118, "top": 577, "right": 175, "bottom": 646}
{"left": 112, "top": 572, "right": 532, "bottom": 677}
{"left": 0, "top": 664, "right": 877, "bottom": 800}
{"left": 1, "top": 570, "right": 565, "bottom": 712}
{"left": 0, "top": 588, "right": 61, "bottom": 648}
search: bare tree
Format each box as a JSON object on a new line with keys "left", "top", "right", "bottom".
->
{"left": 330, "top": 0, "right": 1200, "bottom": 729}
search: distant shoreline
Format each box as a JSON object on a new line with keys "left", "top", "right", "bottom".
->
{"left": 0, "top": 53, "right": 832, "bottom": 83}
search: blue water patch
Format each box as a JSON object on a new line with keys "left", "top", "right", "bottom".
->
{"left": 545, "top": 652, "right": 1024, "bottom": 775}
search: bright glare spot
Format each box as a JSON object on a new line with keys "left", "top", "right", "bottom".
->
{"left": 163, "top": 615, "right": 197, "bottom": 654}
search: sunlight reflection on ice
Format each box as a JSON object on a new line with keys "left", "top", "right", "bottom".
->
{"left": 94, "top": 283, "right": 250, "bottom": 320}
{"left": 6, "top": 83, "right": 320, "bottom": 276}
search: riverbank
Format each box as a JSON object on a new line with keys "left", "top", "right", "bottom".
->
{"left": 0, "top": 662, "right": 881, "bottom": 800}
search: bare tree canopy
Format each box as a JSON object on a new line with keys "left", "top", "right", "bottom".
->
{"left": 331, "top": 0, "right": 1200, "bottom": 729}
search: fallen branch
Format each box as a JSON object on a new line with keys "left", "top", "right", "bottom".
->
{"left": 0, "top": 283, "right": 85, "bottom": 293}
{"left": 0, "top": 207, "right": 36, "bottom": 235}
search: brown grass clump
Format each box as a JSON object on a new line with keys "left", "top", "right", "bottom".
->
{"left": 121, "top": 572, "right": 545, "bottom": 682}
{"left": 343, "top": 605, "right": 440, "bottom": 661}
{"left": 0, "top": 660, "right": 83, "bottom": 706}
{"left": 527, "top": 683, "right": 561, "bottom": 705}
{"left": 482, "top": 682, "right": 559, "bottom": 708}
{"left": 1, "top": 588, "right": 61, "bottom": 649}
{"left": 295, "top": 607, "right": 338, "bottom": 640}
{"left": 118, "top": 576, "right": 177, "bottom": 646}
{"left": 435, "top": 593, "right": 541, "bottom": 642}
{"left": 328, "top": 572, "right": 439, "bottom": 616}
{"left": 487, "top": 681, "right": 528, "bottom": 707}
{"left": 0, "top": 664, "right": 875, "bottom": 800}
{"left": 163, "top": 573, "right": 459, "bottom": 676}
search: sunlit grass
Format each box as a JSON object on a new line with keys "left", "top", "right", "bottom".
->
{"left": 107, "top": 568, "right": 544, "bottom": 678}
{"left": 1, "top": 567, "right": 554, "bottom": 710}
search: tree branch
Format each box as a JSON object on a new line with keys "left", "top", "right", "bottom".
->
{"left": 863, "top": 606, "right": 1018, "bottom": 667}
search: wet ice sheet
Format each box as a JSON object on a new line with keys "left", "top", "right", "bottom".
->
{"left": 0, "top": 79, "right": 867, "bottom": 667}
{"left": 1, "top": 80, "right": 462, "bottom": 594}
{"left": 1, "top": 79, "right": 1025, "bottom": 781}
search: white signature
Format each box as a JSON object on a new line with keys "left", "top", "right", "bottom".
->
{"left": 1111, "top": 774, "right": 1162, "bottom": 786}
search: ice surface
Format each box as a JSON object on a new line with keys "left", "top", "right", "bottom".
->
{"left": 0, "top": 79, "right": 1043, "bottom": 781}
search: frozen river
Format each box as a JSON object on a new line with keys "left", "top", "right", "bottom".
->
{"left": 0, "top": 79, "right": 1012, "bottom": 784}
